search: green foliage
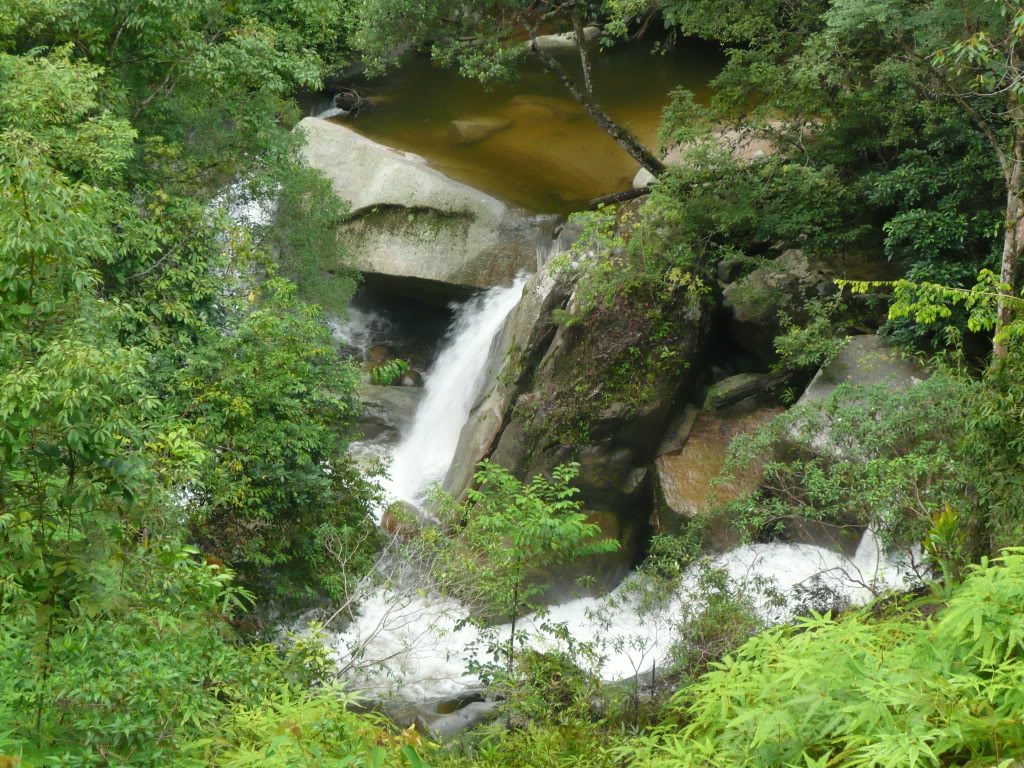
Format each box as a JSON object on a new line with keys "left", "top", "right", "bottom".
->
{"left": 4, "top": 0, "right": 351, "bottom": 178}
{"left": 206, "top": 687, "right": 421, "bottom": 768}
{"left": 612, "top": 0, "right": 1011, "bottom": 353}
{"left": 352, "top": 0, "right": 548, "bottom": 81}
{"left": 0, "top": 531, "right": 407, "bottom": 768}
{"left": 561, "top": 203, "right": 711, "bottom": 321}
{"left": 722, "top": 373, "right": 971, "bottom": 554}
{"left": 839, "top": 270, "right": 1019, "bottom": 350}
{"left": 269, "top": 153, "right": 359, "bottom": 319}
{"left": 8, "top": 1, "right": 1024, "bottom": 767}
{"left": 171, "top": 279, "right": 382, "bottom": 600}
{"left": 440, "top": 719, "right": 616, "bottom": 768}
{"left": 624, "top": 551, "right": 1024, "bottom": 768}
{"left": 371, "top": 358, "right": 411, "bottom": 386}
{"left": 722, "top": 334, "right": 1024, "bottom": 563}
{"left": 772, "top": 297, "right": 851, "bottom": 372}
{"left": 426, "top": 462, "right": 618, "bottom": 671}
{"left": 0, "top": 3, "right": 384, "bottom": 765}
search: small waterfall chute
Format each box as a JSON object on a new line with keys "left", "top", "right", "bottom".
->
{"left": 382, "top": 275, "right": 527, "bottom": 511}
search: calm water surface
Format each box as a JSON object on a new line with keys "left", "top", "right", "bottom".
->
{"left": 324, "top": 39, "right": 722, "bottom": 214}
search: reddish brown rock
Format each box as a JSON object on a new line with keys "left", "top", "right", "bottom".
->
{"left": 652, "top": 403, "right": 782, "bottom": 551}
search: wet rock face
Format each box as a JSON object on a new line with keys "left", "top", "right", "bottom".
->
{"left": 383, "top": 691, "right": 498, "bottom": 743}
{"left": 298, "top": 117, "right": 537, "bottom": 294}
{"left": 366, "top": 343, "right": 396, "bottom": 363}
{"left": 357, "top": 385, "right": 424, "bottom": 444}
{"left": 651, "top": 402, "right": 783, "bottom": 552}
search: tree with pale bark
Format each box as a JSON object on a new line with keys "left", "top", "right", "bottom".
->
{"left": 929, "top": 1, "right": 1024, "bottom": 356}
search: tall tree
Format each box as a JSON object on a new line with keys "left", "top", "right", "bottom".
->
{"left": 624, "top": 0, "right": 1020, "bottom": 356}
{"left": 929, "top": 0, "right": 1024, "bottom": 356}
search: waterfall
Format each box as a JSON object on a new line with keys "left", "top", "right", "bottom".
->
{"left": 318, "top": 255, "right": 919, "bottom": 704}
{"left": 383, "top": 276, "right": 528, "bottom": 509}
{"left": 531, "top": 214, "right": 562, "bottom": 269}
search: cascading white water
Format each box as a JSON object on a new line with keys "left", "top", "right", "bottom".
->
{"left": 328, "top": 305, "right": 394, "bottom": 351}
{"left": 316, "top": 106, "right": 350, "bottom": 120}
{"left": 215, "top": 180, "right": 276, "bottom": 228}
{"left": 322, "top": 527, "right": 919, "bottom": 701}
{"left": 383, "top": 275, "right": 528, "bottom": 508}
{"left": 318, "top": 245, "right": 919, "bottom": 704}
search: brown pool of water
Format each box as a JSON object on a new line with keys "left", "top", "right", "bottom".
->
{"left": 327, "top": 38, "right": 722, "bottom": 214}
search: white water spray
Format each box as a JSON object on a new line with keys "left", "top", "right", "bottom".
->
{"left": 322, "top": 527, "right": 918, "bottom": 702}
{"left": 384, "top": 276, "right": 527, "bottom": 508}
{"left": 329, "top": 305, "right": 394, "bottom": 352}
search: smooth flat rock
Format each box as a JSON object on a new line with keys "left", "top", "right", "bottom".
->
{"left": 299, "top": 117, "right": 537, "bottom": 292}
{"left": 653, "top": 404, "right": 782, "bottom": 550}
{"left": 798, "top": 334, "right": 926, "bottom": 405}
{"left": 448, "top": 117, "right": 512, "bottom": 146}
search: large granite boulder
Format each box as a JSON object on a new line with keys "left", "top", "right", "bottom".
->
{"left": 797, "top": 334, "right": 926, "bottom": 406}
{"left": 722, "top": 249, "right": 835, "bottom": 368}
{"left": 441, "top": 230, "right": 712, "bottom": 591}
{"left": 298, "top": 117, "right": 537, "bottom": 296}
{"left": 652, "top": 402, "right": 783, "bottom": 551}
{"left": 357, "top": 385, "right": 424, "bottom": 444}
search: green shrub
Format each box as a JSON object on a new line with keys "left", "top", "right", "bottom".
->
{"left": 623, "top": 551, "right": 1024, "bottom": 768}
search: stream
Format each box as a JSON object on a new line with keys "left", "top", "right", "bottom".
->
{"left": 306, "top": 37, "right": 723, "bottom": 213}
{"left": 318, "top": 277, "right": 917, "bottom": 703}
{"left": 280, "top": 39, "right": 920, "bottom": 706}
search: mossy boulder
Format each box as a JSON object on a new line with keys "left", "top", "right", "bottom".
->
{"left": 357, "top": 385, "right": 424, "bottom": 444}
{"left": 722, "top": 249, "right": 835, "bottom": 368}
{"left": 441, "top": 242, "right": 712, "bottom": 591}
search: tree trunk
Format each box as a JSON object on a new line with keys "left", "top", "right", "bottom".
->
{"left": 507, "top": 583, "right": 519, "bottom": 674}
{"left": 587, "top": 185, "right": 651, "bottom": 209}
{"left": 995, "top": 131, "right": 1024, "bottom": 359}
{"left": 529, "top": 40, "right": 667, "bottom": 178}
{"left": 705, "top": 369, "right": 797, "bottom": 410}
{"left": 570, "top": 10, "right": 594, "bottom": 96}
